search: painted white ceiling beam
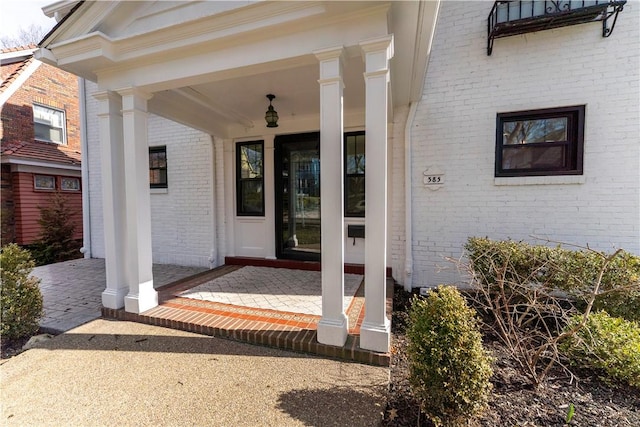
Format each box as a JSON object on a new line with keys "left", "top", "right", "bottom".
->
{"left": 174, "top": 87, "right": 254, "bottom": 129}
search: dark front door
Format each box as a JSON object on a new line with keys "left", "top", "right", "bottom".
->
{"left": 275, "top": 133, "right": 321, "bottom": 261}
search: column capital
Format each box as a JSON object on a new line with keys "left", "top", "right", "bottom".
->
{"left": 360, "top": 35, "right": 394, "bottom": 74}
{"left": 359, "top": 34, "right": 394, "bottom": 56}
{"left": 117, "top": 87, "right": 153, "bottom": 112}
{"left": 313, "top": 45, "right": 344, "bottom": 62}
{"left": 116, "top": 86, "right": 153, "bottom": 100}
{"left": 314, "top": 46, "right": 344, "bottom": 82}
{"left": 92, "top": 90, "right": 122, "bottom": 117}
{"left": 92, "top": 90, "right": 120, "bottom": 102}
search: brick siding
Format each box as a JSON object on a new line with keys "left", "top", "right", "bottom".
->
{"left": 1, "top": 62, "right": 80, "bottom": 151}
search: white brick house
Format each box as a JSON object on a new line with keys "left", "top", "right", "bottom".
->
{"left": 37, "top": 0, "right": 639, "bottom": 352}
{"left": 409, "top": 0, "right": 639, "bottom": 287}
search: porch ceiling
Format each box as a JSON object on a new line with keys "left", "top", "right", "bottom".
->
{"left": 149, "top": 54, "right": 366, "bottom": 138}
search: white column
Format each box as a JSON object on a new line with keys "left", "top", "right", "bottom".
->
{"left": 94, "top": 91, "right": 128, "bottom": 309}
{"left": 263, "top": 134, "right": 277, "bottom": 259}
{"left": 314, "top": 46, "right": 348, "bottom": 347}
{"left": 223, "top": 139, "right": 236, "bottom": 257}
{"left": 360, "top": 35, "right": 394, "bottom": 353}
{"left": 118, "top": 87, "right": 158, "bottom": 314}
{"left": 213, "top": 136, "right": 227, "bottom": 266}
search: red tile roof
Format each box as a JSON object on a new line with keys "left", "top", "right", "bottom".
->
{"left": 0, "top": 44, "right": 37, "bottom": 54}
{"left": 1, "top": 140, "right": 81, "bottom": 166}
{"left": 0, "top": 47, "right": 36, "bottom": 94}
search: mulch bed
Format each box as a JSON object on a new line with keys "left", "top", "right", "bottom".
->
{"left": 1, "top": 335, "right": 31, "bottom": 360}
{"left": 383, "top": 284, "right": 640, "bottom": 427}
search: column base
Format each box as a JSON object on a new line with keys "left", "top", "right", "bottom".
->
{"left": 360, "top": 318, "right": 391, "bottom": 353}
{"left": 124, "top": 280, "right": 158, "bottom": 313}
{"left": 101, "top": 287, "right": 128, "bottom": 309}
{"left": 317, "top": 315, "right": 348, "bottom": 347}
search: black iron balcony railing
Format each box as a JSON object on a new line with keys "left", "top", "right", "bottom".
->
{"left": 488, "top": 0, "right": 627, "bottom": 55}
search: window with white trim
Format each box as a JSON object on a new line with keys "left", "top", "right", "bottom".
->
{"left": 33, "top": 104, "right": 66, "bottom": 145}
{"left": 61, "top": 177, "right": 80, "bottom": 191}
{"left": 34, "top": 175, "right": 55, "bottom": 190}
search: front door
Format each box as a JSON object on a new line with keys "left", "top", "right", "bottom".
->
{"left": 275, "top": 133, "right": 321, "bottom": 261}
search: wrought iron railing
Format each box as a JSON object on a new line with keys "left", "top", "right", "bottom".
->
{"left": 488, "top": 1, "right": 627, "bottom": 55}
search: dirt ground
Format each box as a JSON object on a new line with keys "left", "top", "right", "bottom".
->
{"left": 383, "top": 285, "right": 640, "bottom": 427}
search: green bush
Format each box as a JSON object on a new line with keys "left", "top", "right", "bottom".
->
{"left": 560, "top": 311, "right": 640, "bottom": 388}
{"left": 30, "top": 192, "right": 81, "bottom": 266}
{"left": 0, "top": 244, "right": 43, "bottom": 340}
{"left": 465, "top": 237, "right": 640, "bottom": 322}
{"left": 407, "top": 286, "right": 493, "bottom": 427}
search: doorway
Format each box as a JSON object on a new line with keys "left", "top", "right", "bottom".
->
{"left": 275, "top": 133, "right": 321, "bottom": 261}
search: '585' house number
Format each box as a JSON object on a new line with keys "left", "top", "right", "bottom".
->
{"left": 423, "top": 167, "right": 444, "bottom": 190}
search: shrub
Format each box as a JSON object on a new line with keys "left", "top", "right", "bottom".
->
{"left": 30, "top": 192, "right": 81, "bottom": 266}
{"left": 0, "top": 244, "right": 43, "bottom": 340}
{"left": 407, "top": 286, "right": 493, "bottom": 427}
{"left": 560, "top": 311, "right": 640, "bottom": 388}
{"left": 463, "top": 237, "right": 639, "bottom": 385}
{"left": 465, "top": 238, "right": 640, "bottom": 322}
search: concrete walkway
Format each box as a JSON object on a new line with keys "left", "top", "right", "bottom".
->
{"left": 32, "top": 259, "right": 208, "bottom": 333}
{"left": 0, "top": 319, "right": 388, "bottom": 426}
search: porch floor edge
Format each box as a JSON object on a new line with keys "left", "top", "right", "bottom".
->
{"left": 101, "top": 306, "right": 390, "bottom": 367}
{"left": 100, "top": 265, "right": 393, "bottom": 366}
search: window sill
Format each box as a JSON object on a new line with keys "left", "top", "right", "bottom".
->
{"left": 494, "top": 175, "right": 585, "bottom": 186}
{"left": 151, "top": 188, "right": 168, "bottom": 194}
{"left": 35, "top": 138, "right": 65, "bottom": 146}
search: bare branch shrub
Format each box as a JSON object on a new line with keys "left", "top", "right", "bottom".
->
{"left": 460, "top": 237, "right": 636, "bottom": 387}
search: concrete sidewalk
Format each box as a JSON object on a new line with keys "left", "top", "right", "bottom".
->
{"left": 0, "top": 319, "right": 389, "bottom": 426}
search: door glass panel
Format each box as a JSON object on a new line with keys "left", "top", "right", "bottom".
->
{"left": 277, "top": 137, "right": 321, "bottom": 260}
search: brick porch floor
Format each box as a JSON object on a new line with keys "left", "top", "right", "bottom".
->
{"left": 102, "top": 264, "right": 393, "bottom": 366}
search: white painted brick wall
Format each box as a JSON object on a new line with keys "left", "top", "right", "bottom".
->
{"left": 389, "top": 106, "right": 409, "bottom": 284}
{"left": 410, "top": 1, "right": 640, "bottom": 287}
{"left": 84, "top": 81, "right": 103, "bottom": 259}
{"left": 148, "top": 115, "right": 215, "bottom": 268}
{"left": 85, "top": 81, "right": 215, "bottom": 267}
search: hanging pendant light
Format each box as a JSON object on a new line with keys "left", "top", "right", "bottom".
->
{"left": 265, "top": 94, "right": 279, "bottom": 128}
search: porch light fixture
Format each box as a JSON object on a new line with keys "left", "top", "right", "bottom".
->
{"left": 265, "top": 94, "right": 279, "bottom": 128}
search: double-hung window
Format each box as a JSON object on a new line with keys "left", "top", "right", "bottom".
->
{"left": 149, "top": 146, "right": 168, "bottom": 189}
{"left": 33, "top": 104, "right": 66, "bottom": 145}
{"left": 344, "top": 131, "right": 366, "bottom": 217}
{"left": 236, "top": 141, "right": 264, "bottom": 216}
{"left": 496, "top": 105, "right": 585, "bottom": 177}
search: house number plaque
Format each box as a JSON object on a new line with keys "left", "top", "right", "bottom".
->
{"left": 423, "top": 166, "right": 444, "bottom": 190}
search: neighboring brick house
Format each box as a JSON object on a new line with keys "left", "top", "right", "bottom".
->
{"left": 1, "top": 45, "right": 82, "bottom": 246}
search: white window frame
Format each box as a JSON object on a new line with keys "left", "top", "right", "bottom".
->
{"left": 33, "top": 104, "right": 67, "bottom": 145}
{"left": 34, "top": 175, "right": 56, "bottom": 190}
{"left": 61, "top": 177, "right": 80, "bottom": 191}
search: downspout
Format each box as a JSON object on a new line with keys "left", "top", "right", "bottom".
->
{"left": 403, "top": 101, "right": 418, "bottom": 291}
{"left": 79, "top": 77, "right": 92, "bottom": 258}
